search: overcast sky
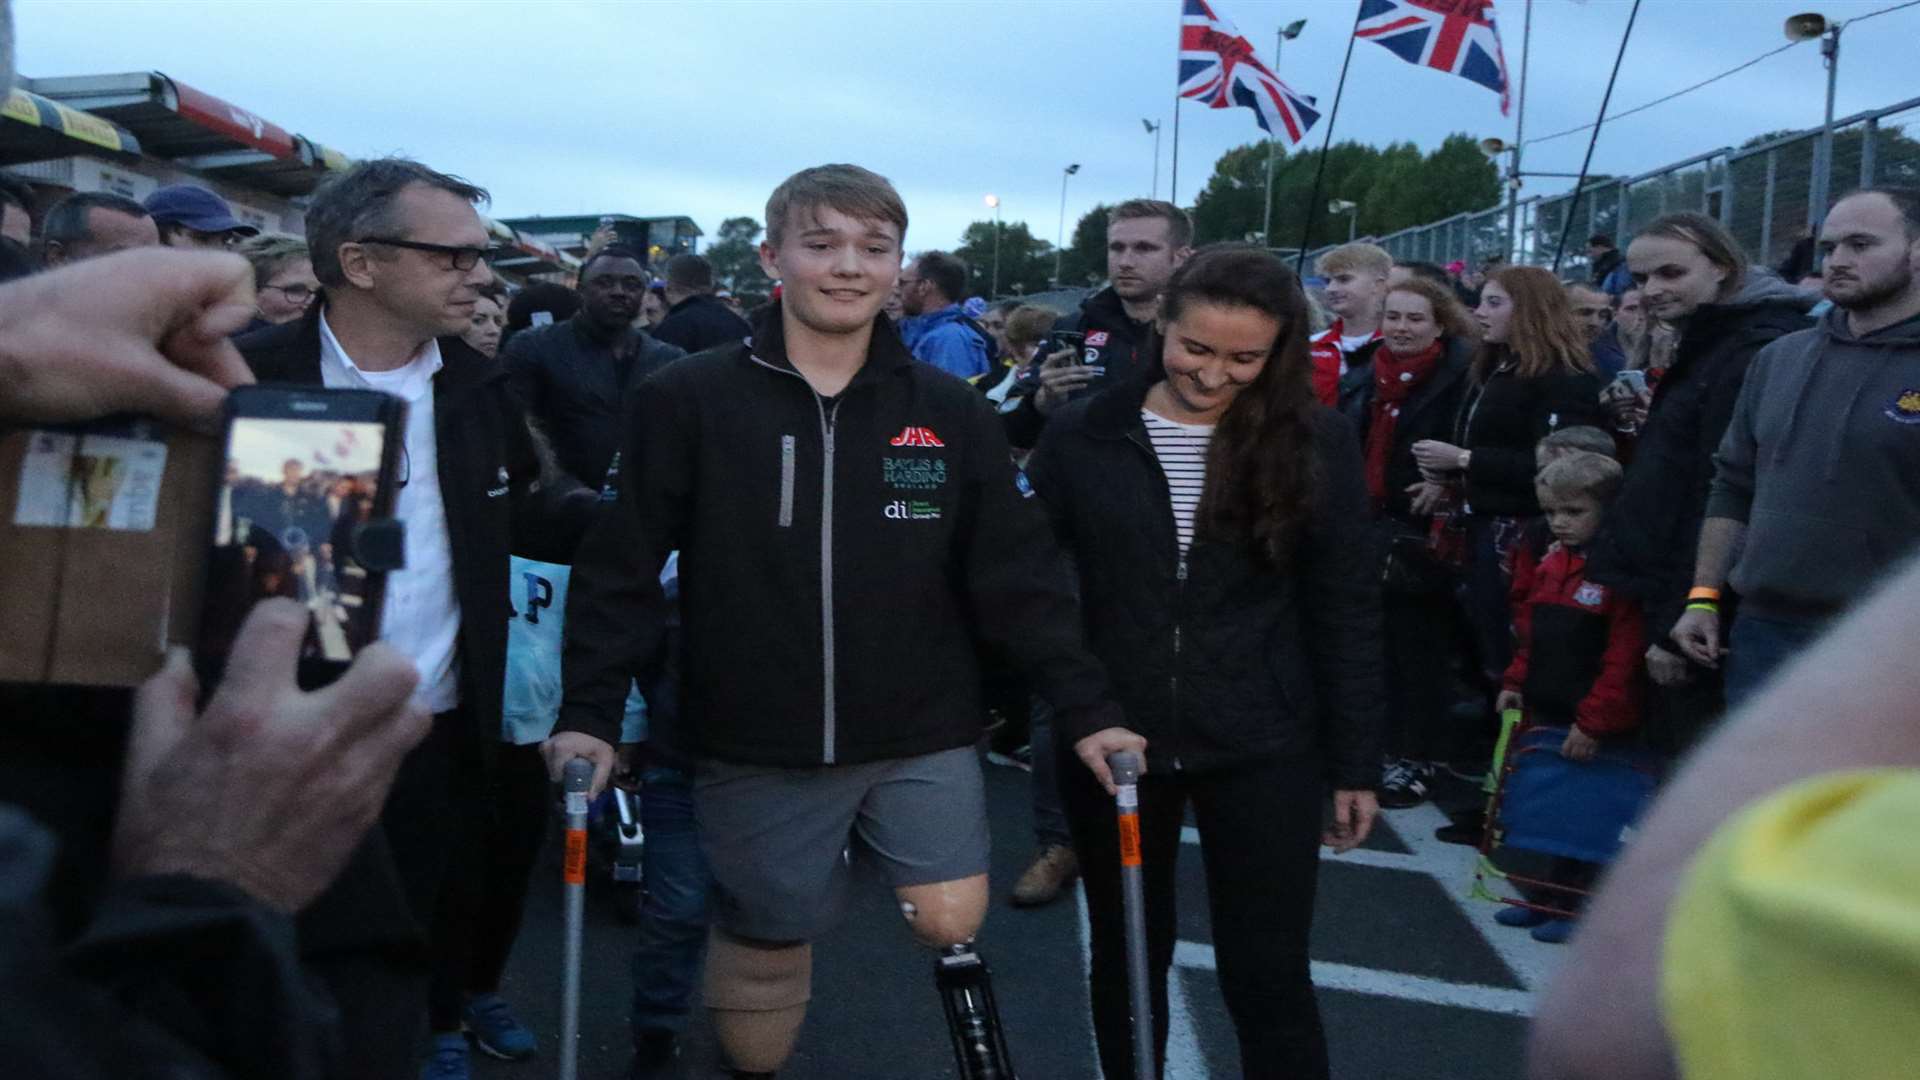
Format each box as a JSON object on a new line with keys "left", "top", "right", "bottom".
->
{"left": 17, "top": 0, "right": 1920, "bottom": 252}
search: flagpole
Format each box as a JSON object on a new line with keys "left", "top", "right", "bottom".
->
{"left": 1170, "top": 95, "right": 1183, "bottom": 205}
{"left": 1503, "top": 0, "right": 1532, "bottom": 263}
{"left": 1261, "top": 25, "right": 1284, "bottom": 248}
{"left": 1295, "top": 1, "right": 1365, "bottom": 273}
{"left": 1550, "top": 0, "right": 1642, "bottom": 272}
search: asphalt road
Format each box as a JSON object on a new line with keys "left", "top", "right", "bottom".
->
{"left": 476, "top": 760, "right": 1561, "bottom": 1080}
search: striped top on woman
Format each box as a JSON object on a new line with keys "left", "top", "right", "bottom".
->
{"left": 1141, "top": 408, "right": 1214, "bottom": 554}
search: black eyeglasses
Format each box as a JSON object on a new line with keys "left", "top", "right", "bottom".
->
{"left": 262, "top": 282, "right": 317, "bottom": 303}
{"left": 355, "top": 236, "right": 495, "bottom": 271}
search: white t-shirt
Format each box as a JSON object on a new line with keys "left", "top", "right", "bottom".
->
{"left": 318, "top": 312, "right": 463, "bottom": 713}
{"left": 1141, "top": 408, "right": 1214, "bottom": 554}
{"left": 1339, "top": 331, "right": 1376, "bottom": 354}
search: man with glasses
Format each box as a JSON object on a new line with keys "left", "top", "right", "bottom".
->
{"left": 502, "top": 243, "right": 684, "bottom": 491}
{"left": 237, "top": 157, "right": 595, "bottom": 1080}
{"left": 144, "top": 184, "right": 258, "bottom": 250}
{"left": 235, "top": 233, "right": 320, "bottom": 332}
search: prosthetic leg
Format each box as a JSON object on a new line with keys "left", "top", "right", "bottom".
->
{"left": 935, "top": 943, "right": 1017, "bottom": 1080}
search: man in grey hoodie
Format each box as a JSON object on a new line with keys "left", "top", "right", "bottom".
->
{"left": 1676, "top": 188, "right": 1920, "bottom": 706}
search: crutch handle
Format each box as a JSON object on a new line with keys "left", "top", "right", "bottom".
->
{"left": 1106, "top": 750, "right": 1141, "bottom": 786}
{"left": 562, "top": 756, "right": 594, "bottom": 794}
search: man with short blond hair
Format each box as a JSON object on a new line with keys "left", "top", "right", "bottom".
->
{"left": 551, "top": 163, "right": 1122, "bottom": 1079}
{"left": 1311, "top": 241, "right": 1392, "bottom": 405}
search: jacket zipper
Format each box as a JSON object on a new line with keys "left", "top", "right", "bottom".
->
{"left": 1127, "top": 427, "right": 1187, "bottom": 771}
{"left": 751, "top": 354, "right": 843, "bottom": 765}
{"left": 1172, "top": 554, "right": 1187, "bottom": 772}
{"left": 815, "top": 394, "right": 842, "bottom": 764}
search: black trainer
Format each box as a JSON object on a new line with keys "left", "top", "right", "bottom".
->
{"left": 1377, "top": 758, "right": 1433, "bottom": 809}
{"left": 629, "top": 1029, "right": 682, "bottom": 1080}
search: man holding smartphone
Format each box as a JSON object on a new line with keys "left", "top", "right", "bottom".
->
{"left": 238, "top": 157, "right": 594, "bottom": 1080}
{"left": 1002, "top": 199, "right": 1193, "bottom": 449}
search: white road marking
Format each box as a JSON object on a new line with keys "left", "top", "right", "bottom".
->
{"left": 1173, "top": 941, "right": 1537, "bottom": 1018}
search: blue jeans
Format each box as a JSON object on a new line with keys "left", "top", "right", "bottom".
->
{"left": 1029, "top": 696, "right": 1071, "bottom": 847}
{"left": 630, "top": 766, "right": 714, "bottom": 1038}
{"left": 1724, "top": 614, "right": 1827, "bottom": 711}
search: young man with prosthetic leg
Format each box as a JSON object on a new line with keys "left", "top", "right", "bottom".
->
{"left": 545, "top": 164, "right": 1127, "bottom": 1079}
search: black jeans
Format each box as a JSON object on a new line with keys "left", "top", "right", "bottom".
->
{"left": 1383, "top": 590, "right": 1461, "bottom": 763}
{"left": 1060, "top": 745, "right": 1329, "bottom": 1080}
{"left": 428, "top": 742, "right": 553, "bottom": 1030}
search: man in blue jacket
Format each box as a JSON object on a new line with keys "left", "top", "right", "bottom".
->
{"left": 898, "top": 249, "right": 990, "bottom": 379}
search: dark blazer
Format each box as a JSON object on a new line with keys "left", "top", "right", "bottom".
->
{"left": 650, "top": 293, "right": 751, "bottom": 356}
{"left": 237, "top": 304, "right": 596, "bottom": 749}
{"left": 1026, "top": 371, "right": 1386, "bottom": 789}
{"left": 500, "top": 315, "right": 684, "bottom": 490}
{"left": 1337, "top": 335, "right": 1474, "bottom": 523}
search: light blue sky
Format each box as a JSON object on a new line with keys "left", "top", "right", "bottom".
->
{"left": 17, "top": 0, "right": 1919, "bottom": 251}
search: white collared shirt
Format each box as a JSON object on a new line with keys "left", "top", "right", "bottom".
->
{"left": 318, "top": 311, "right": 463, "bottom": 713}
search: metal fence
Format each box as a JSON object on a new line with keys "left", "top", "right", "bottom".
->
{"left": 1305, "top": 93, "right": 1920, "bottom": 280}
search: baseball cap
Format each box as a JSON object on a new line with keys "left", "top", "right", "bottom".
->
{"left": 143, "top": 184, "right": 258, "bottom": 236}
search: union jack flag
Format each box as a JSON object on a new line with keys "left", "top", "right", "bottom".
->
{"left": 1179, "top": 0, "right": 1320, "bottom": 144}
{"left": 1356, "top": 0, "right": 1511, "bottom": 116}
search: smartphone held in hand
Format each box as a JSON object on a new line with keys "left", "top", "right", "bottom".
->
{"left": 196, "top": 386, "right": 406, "bottom": 683}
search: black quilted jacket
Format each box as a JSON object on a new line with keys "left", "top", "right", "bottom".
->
{"left": 1025, "top": 371, "right": 1386, "bottom": 789}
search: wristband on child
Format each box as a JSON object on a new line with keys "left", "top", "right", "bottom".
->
{"left": 1687, "top": 587, "right": 1722, "bottom": 602}
{"left": 1686, "top": 601, "right": 1720, "bottom": 614}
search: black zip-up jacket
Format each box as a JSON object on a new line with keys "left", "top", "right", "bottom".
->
{"left": 1025, "top": 371, "right": 1386, "bottom": 789}
{"left": 651, "top": 293, "right": 751, "bottom": 356}
{"left": 557, "top": 305, "right": 1123, "bottom": 766}
{"left": 1585, "top": 276, "right": 1813, "bottom": 641}
{"left": 1453, "top": 355, "right": 1605, "bottom": 517}
{"left": 1336, "top": 335, "right": 1474, "bottom": 523}
{"left": 501, "top": 315, "right": 684, "bottom": 489}
{"left": 1002, "top": 286, "right": 1154, "bottom": 449}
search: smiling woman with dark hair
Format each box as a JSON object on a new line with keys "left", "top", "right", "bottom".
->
{"left": 1027, "top": 242, "right": 1384, "bottom": 1080}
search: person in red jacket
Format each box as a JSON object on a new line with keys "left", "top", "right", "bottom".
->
{"left": 1308, "top": 242, "right": 1389, "bottom": 405}
{"left": 1495, "top": 451, "right": 1645, "bottom": 942}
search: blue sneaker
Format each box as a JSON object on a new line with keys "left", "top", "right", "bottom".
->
{"left": 1494, "top": 904, "right": 1550, "bottom": 929}
{"left": 463, "top": 993, "right": 537, "bottom": 1060}
{"left": 419, "top": 1033, "right": 469, "bottom": 1080}
{"left": 1531, "top": 917, "right": 1577, "bottom": 944}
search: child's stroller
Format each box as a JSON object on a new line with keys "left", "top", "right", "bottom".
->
{"left": 1472, "top": 709, "right": 1664, "bottom": 918}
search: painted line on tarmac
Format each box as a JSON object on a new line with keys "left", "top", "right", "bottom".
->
{"left": 1172, "top": 941, "right": 1537, "bottom": 1018}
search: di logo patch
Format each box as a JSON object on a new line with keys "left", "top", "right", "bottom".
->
{"left": 1886, "top": 389, "right": 1920, "bottom": 425}
{"left": 884, "top": 499, "right": 942, "bottom": 522}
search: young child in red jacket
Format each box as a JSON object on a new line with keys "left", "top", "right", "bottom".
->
{"left": 1494, "top": 452, "right": 1645, "bottom": 943}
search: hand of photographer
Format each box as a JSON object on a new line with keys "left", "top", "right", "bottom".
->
{"left": 1033, "top": 345, "right": 1098, "bottom": 415}
{"left": 111, "top": 599, "right": 429, "bottom": 913}
{"left": 0, "top": 248, "right": 256, "bottom": 432}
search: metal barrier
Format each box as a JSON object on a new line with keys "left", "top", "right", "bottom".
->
{"left": 1306, "top": 93, "right": 1920, "bottom": 280}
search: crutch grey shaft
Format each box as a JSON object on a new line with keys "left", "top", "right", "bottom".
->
{"left": 1107, "top": 750, "right": 1154, "bottom": 1080}
{"left": 559, "top": 757, "right": 594, "bottom": 1080}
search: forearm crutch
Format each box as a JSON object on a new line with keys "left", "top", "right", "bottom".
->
{"left": 559, "top": 757, "right": 593, "bottom": 1080}
{"left": 1107, "top": 751, "right": 1155, "bottom": 1080}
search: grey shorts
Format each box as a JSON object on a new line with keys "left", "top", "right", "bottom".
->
{"left": 692, "top": 746, "right": 989, "bottom": 942}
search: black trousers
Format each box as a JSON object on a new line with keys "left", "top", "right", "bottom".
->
{"left": 1059, "top": 745, "right": 1329, "bottom": 1080}
{"left": 427, "top": 742, "right": 552, "bottom": 1029}
{"left": 1383, "top": 590, "right": 1462, "bottom": 763}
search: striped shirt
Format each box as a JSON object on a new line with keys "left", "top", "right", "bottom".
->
{"left": 1141, "top": 408, "right": 1214, "bottom": 553}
